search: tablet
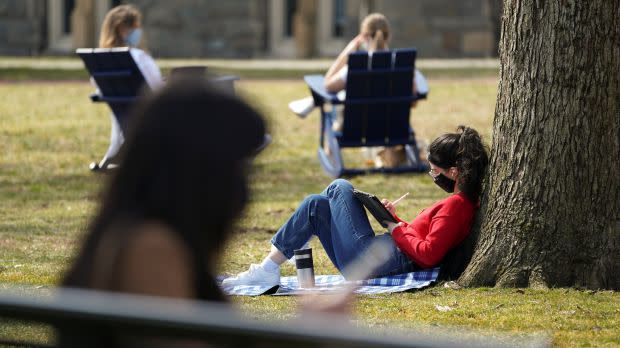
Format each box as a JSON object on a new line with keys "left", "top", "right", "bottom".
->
{"left": 352, "top": 189, "right": 398, "bottom": 228}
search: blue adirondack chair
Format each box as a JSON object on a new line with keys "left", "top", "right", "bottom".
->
{"left": 77, "top": 47, "right": 153, "bottom": 171}
{"left": 77, "top": 48, "right": 243, "bottom": 171}
{"left": 304, "top": 48, "right": 428, "bottom": 177}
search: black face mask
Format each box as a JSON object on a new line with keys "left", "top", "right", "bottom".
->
{"left": 433, "top": 173, "right": 456, "bottom": 193}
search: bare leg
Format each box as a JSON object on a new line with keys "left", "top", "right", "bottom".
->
{"left": 258, "top": 245, "right": 288, "bottom": 273}
{"left": 266, "top": 245, "right": 287, "bottom": 265}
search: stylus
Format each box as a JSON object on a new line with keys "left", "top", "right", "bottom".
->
{"left": 392, "top": 192, "right": 409, "bottom": 206}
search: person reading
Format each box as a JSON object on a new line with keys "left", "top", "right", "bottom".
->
{"left": 222, "top": 126, "right": 489, "bottom": 287}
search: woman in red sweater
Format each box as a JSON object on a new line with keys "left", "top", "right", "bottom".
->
{"left": 223, "top": 126, "right": 488, "bottom": 287}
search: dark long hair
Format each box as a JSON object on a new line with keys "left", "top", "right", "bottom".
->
{"left": 63, "top": 79, "right": 266, "bottom": 301}
{"left": 428, "top": 125, "right": 489, "bottom": 201}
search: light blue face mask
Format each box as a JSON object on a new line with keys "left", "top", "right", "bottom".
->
{"left": 125, "top": 28, "right": 142, "bottom": 47}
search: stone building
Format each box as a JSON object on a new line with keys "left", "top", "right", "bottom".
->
{"left": 0, "top": 0, "right": 501, "bottom": 58}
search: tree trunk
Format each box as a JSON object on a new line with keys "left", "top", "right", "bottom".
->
{"left": 459, "top": 0, "right": 620, "bottom": 289}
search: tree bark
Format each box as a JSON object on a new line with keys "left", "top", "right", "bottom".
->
{"left": 459, "top": 0, "right": 620, "bottom": 289}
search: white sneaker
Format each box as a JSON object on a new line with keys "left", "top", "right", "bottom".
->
{"left": 288, "top": 96, "right": 315, "bottom": 118}
{"left": 221, "top": 264, "right": 280, "bottom": 287}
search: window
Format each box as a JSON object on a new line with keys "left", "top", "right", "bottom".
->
{"left": 333, "top": 0, "right": 346, "bottom": 37}
{"left": 284, "top": 0, "right": 297, "bottom": 37}
{"left": 62, "top": 0, "right": 75, "bottom": 34}
{"left": 48, "top": 0, "right": 76, "bottom": 52}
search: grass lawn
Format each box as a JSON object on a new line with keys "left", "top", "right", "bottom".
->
{"left": 0, "top": 78, "right": 618, "bottom": 347}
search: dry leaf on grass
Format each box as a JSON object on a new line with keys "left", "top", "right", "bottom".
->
{"left": 435, "top": 305, "right": 454, "bottom": 312}
{"left": 443, "top": 281, "right": 462, "bottom": 290}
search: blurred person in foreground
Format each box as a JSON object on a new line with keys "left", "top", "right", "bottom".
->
{"left": 60, "top": 78, "right": 265, "bottom": 346}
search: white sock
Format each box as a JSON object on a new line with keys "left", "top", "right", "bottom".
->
{"left": 260, "top": 257, "right": 280, "bottom": 273}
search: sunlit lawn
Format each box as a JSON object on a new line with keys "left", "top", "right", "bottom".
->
{"left": 0, "top": 78, "right": 618, "bottom": 347}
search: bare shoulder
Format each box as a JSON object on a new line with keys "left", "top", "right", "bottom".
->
{"left": 117, "top": 221, "right": 196, "bottom": 298}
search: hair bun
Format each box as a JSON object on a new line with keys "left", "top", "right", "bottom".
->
{"left": 453, "top": 125, "right": 489, "bottom": 200}
{"left": 457, "top": 125, "right": 477, "bottom": 142}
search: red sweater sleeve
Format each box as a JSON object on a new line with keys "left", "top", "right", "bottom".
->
{"left": 391, "top": 194, "right": 474, "bottom": 268}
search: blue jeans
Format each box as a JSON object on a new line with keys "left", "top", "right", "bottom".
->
{"left": 271, "top": 179, "right": 417, "bottom": 278}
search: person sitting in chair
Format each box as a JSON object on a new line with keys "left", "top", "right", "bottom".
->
{"left": 289, "top": 13, "right": 427, "bottom": 168}
{"left": 93, "top": 4, "right": 163, "bottom": 169}
{"left": 324, "top": 13, "right": 391, "bottom": 94}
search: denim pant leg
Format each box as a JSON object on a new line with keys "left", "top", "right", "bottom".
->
{"left": 320, "top": 179, "right": 377, "bottom": 271}
{"left": 271, "top": 179, "right": 375, "bottom": 270}
{"left": 271, "top": 194, "right": 332, "bottom": 260}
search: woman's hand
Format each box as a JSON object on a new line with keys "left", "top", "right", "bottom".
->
{"left": 385, "top": 221, "right": 402, "bottom": 233}
{"left": 325, "top": 34, "right": 365, "bottom": 83}
{"left": 325, "top": 34, "right": 368, "bottom": 84}
{"left": 344, "top": 34, "right": 366, "bottom": 53}
{"left": 381, "top": 198, "right": 396, "bottom": 215}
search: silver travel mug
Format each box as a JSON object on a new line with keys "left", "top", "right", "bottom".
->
{"left": 294, "top": 248, "right": 315, "bottom": 288}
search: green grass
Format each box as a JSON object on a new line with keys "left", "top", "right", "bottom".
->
{"left": 0, "top": 79, "right": 618, "bottom": 347}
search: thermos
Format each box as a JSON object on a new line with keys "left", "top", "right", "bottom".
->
{"left": 294, "top": 248, "right": 315, "bottom": 288}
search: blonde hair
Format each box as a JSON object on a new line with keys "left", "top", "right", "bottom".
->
{"left": 361, "top": 13, "right": 390, "bottom": 51}
{"left": 99, "top": 4, "right": 142, "bottom": 48}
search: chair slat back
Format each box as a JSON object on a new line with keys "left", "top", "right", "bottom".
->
{"left": 341, "top": 52, "right": 370, "bottom": 142}
{"left": 341, "top": 48, "right": 417, "bottom": 146}
{"left": 345, "top": 52, "right": 370, "bottom": 98}
{"left": 78, "top": 48, "right": 146, "bottom": 97}
{"left": 366, "top": 51, "right": 393, "bottom": 143}
{"left": 389, "top": 48, "right": 417, "bottom": 143}
{"left": 77, "top": 48, "right": 148, "bottom": 130}
{"left": 392, "top": 48, "right": 416, "bottom": 96}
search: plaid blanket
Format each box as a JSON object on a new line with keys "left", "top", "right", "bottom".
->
{"left": 218, "top": 268, "right": 439, "bottom": 296}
